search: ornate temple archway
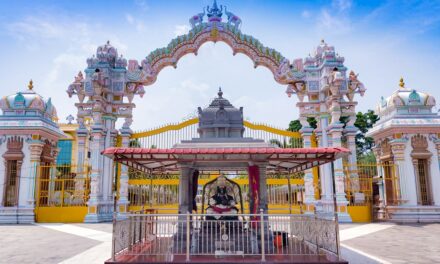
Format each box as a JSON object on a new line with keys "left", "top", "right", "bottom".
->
{"left": 125, "top": 0, "right": 304, "bottom": 89}
{"left": 67, "top": 0, "right": 367, "bottom": 223}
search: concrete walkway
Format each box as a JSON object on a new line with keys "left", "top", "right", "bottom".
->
{"left": 0, "top": 222, "right": 439, "bottom": 264}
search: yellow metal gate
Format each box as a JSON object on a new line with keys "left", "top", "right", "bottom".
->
{"left": 35, "top": 164, "right": 90, "bottom": 222}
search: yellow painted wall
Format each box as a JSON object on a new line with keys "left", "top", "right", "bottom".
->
{"left": 347, "top": 205, "right": 372, "bottom": 222}
{"left": 35, "top": 207, "right": 88, "bottom": 223}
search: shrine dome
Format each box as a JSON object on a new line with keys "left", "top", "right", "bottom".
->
{"left": 0, "top": 80, "right": 58, "bottom": 122}
{"left": 197, "top": 88, "right": 244, "bottom": 138}
{"left": 376, "top": 78, "right": 436, "bottom": 117}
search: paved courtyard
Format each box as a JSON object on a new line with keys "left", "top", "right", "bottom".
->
{"left": 0, "top": 222, "right": 439, "bottom": 264}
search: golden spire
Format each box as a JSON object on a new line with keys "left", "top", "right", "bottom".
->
{"left": 399, "top": 77, "right": 405, "bottom": 89}
{"left": 28, "top": 79, "right": 34, "bottom": 90}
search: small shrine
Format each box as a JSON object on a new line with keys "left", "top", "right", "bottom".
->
{"left": 367, "top": 78, "right": 440, "bottom": 222}
{"left": 104, "top": 89, "right": 349, "bottom": 262}
{"left": 0, "top": 81, "right": 65, "bottom": 223}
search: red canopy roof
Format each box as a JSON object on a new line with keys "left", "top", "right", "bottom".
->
{"left": 102, "top": 147, "right": 349, "bottom": 173}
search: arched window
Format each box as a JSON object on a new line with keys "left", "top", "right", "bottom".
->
{"left": 2, "top": 136, "right": 24, "bottom": 207}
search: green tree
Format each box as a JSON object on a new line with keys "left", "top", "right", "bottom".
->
{"left": 287, "top": 110, "right": 378, "bottom": 156}
{"left": 353, "top": 110, "right": 379, "bottom": 156}
{"left": 287, "top": 117, "right": 317, "bottom": 132}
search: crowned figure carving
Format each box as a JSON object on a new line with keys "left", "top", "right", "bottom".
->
{"left": 203, "top": 174, "right": 241, "bottom": 221}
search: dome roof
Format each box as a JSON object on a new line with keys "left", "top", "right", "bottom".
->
{"left": 0, "top": 80, "right": 58, "bottom": 121}
{"left": 197, "top": 88, "right": 244, "bottom": 138}
{"left": 376, "top": 78, "right": 436, "bottom": 115}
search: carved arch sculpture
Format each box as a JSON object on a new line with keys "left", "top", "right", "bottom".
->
{"left": 379, "top": 138, "right": 393, "bottom": 161}
{"left": 126, "top": 21, "right": 306, "bottom": 88}
{"left": 411, "top": 134, "right": 431, "bottom": 158}
{"left": 201, "top": 174, "right": 244, "bottom": 215}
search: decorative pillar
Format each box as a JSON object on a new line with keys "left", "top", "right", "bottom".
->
{"left": 68, "top": 42, "right": 144, "bottom": 222}
{"left": 372, "top": 146, "right": 386, "bottom": 219}
{"left": 178, "top": 164, "right": 192, "bottom": 214}
{"left": 102, "top": 116, "right": 118, "bottom": 203}
{"left": 74, "top": 128, "right": 88, "bottom": 200}
{"left": 22, "top": 139, "right": 44, "bottom": 224}
{"left": 316, "top": 115, "right": 333, "bottom": 203}
{"left": 389, "top": 139, "right": 407, "bottom": 205}
{"left": 434, "top": 139, "right": 440, "bottom": 205}
{"left": 328, "top": 123, "right": 351, "bottom": 222}
{"left": 28, "top": 139, "right": 44, "bottom": 207}
{"left": 257, "top": 162, "right": 269, "bottom": 213}
{"left": 300, "top": 127, "right": 315, "bottom": 213}
{"left": 345, "top": 128, "right": 360, "bottom": 192}
{"left": 84, "top": 126, "right": 107, "bottom": 222}
{"left": 117, "top": 127, "right": 132, "bottom": 217}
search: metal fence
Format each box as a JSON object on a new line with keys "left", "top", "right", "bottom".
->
{"left": 37, "top": 165, "right": 90, "bottom": 207}
{"left": 111, "top": 212, "right": 338, "bottom": 262}
{"left": 130, "top": 118, "right": 305, "bottom": 149}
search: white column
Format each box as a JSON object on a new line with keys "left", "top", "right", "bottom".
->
{"left": 433, "top": 141, "right": 440, "bottom": 205}
{"left": 329, "top": 124, "right": 351, "bottom": 222}
{"left": 102, "top": 117, "right": 117, "bottom": 203}
{"left": 27, "top": 140, "right": 44, "bottom": 207}
{"left": 85, "top": 127, "right": 108, "bottom": 222}
{"left": 178, "top": 164, "right": 192, "bottom": 214}
{"left": 257, "top": 163, "right": 269, "bottom": 213}
{"left": 345, "top": 129, "right": 360, "bottom": 192}
{"left": 74, "top": 130, "right": 88, "bottom": 198}
{"left": 300, "top": 127, "right": 315, "bottom": 213}
{"left": 117, "top": 128, "right": 132, "bottom": 216}
{"left": 390, "top": 139, "right": 412, "bottom": 205}
{"left": 317, "top": 115, "right": 333, "bottom": 202}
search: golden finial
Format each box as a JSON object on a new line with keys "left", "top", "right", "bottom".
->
{"left": 28, "top": 79, "right": 34, "bottom": 90}
{"left": 399, "top": 77, "right": 405, "bottom": 89}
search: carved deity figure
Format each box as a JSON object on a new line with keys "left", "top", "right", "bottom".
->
{"left": 206, "top": 186, "right": 239, "bottom": 221}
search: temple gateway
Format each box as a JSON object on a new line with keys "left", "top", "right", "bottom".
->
{"left": 0, "top": 0, "right": 439, "bottom": 263}
{"left": 103, "top": 89, "right": 348, "bottom": 262}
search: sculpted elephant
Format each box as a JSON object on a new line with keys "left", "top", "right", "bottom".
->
{"left": 224, "top": 7, "right": 241, "bottom": 30}
{"left": 189, "top": 7, "right": 205, "bottom": 28}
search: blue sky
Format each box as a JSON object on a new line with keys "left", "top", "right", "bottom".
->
{"left": 0, "top": 0, "right": 439, "bottom": 130}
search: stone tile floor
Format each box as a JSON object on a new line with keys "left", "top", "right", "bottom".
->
{"left": 0, "top": 222, "right": 438, "bottom": 264}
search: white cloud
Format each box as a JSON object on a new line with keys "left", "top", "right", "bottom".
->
{"left": 174, "top": 24, "right": 190, "bottom": 36}
{"left": 316, "top": 9, "right": 351, "bottom": 34}
{"left": 301, "top": 10, "right": 311, "bottom": 19}
{"left": 134, "top": 0, "right": 149, "bottom": 12}
{"left": 125, "top": 13, "right": 146, "bottom": 32}
{"left": 125, "top": 14, "right": 135, "bottom": 24}
{"left": 332, "top": 0, "right": 352, "bottom": 12}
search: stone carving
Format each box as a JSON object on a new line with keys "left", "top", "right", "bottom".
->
{"left": 91, "top": 176, "right": 101, "bottom": 196}
{"left": 347, "top": 71, "right": 366, "bottom": 101}
{"left": 189, "top": 7, "right": 205, "bottom": 28}
{"left": 123, "top": 117, "right": 133, "bottom": 129}
{"left": 3, "top": 136, "right": 24, "bottom": 160}
{"left": 224, "top": 6, "right": 241, "bottom": 30}
{"left": 67, "top": 72, "right": 85, "bottom": 103}
{"left": 411, "top": 134, "right": 428, "bottom": 152}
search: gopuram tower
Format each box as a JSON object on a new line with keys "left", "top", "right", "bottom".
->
{"left": 67, "top": 42, "right": 145, "bottom": 222}
{"left": 286, "top": 40, "right": 366, "bottom": 221}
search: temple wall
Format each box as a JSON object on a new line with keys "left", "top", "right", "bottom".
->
{"left": 428, "top": 139, "right": 440, "bottom": 205}
{"left": 403, "top": 138, "right": 418, "bottom": 205}
{"left": 18, "top": 140, "right": 32, "bottom": 207}
{"left": 0, "top": 141, "right": 6, "bottom": 205}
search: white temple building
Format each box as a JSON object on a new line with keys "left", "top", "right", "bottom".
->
{"left": 367, "top": 78, "right": 440, "bottom": 222}
{"left": 0, "top": 81, "right": 65, "bottom": 223}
